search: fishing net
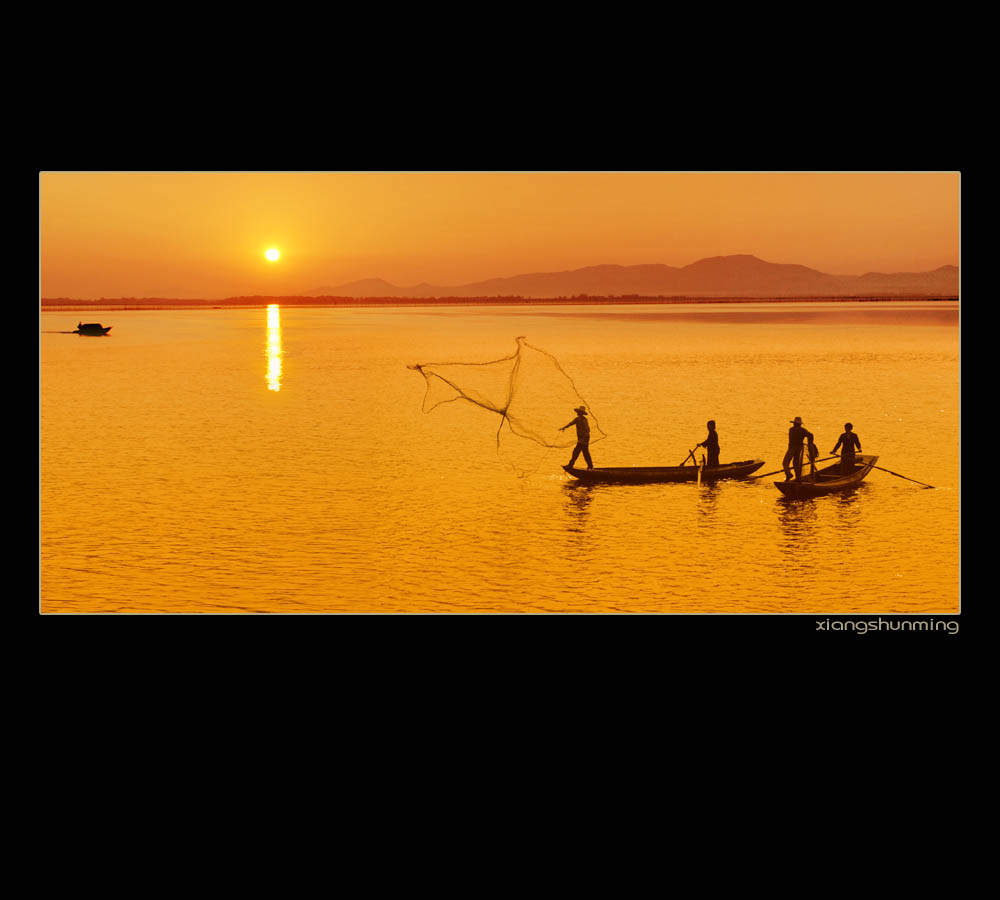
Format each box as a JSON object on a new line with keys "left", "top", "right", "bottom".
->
{"left": 409, "top": 336, "right": 606, "bottom": 463}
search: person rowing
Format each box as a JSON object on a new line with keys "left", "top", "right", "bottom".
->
{"left": 832, "top": 423, "right": 862, "bottom": 474}
{"left": 559, "top": 405, "right": 594, "bottom": 470}
{"left": 782, "top": 416, "right": 814, "bottom": 481}
{"left": 695, "top": 420, "right": 720, "bottom": 468}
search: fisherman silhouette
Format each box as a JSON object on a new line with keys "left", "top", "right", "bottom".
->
{"left": 832, "top": 423, "right": 862, "bottom": 474}
{"left": 806, "top": 434, "right": 819, "bottom": 475}
{"left": 696, "top": 420, "right": 720, "bottom": 468}
{"left": 559, "top": 405, "right": 594, "bottom": 469}
{"left": 783, "top": 416, "right": 814, "bottom": 481}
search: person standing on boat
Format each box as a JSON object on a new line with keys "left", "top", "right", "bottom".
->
{"left": 806, "top": 433, "right": 819, "bottom": 475}
{"left": 696, "top": 420, "right": 720, "bottom": 468}
{"left": 559, "top": 405, "right": 594, "bottom": 469}
{"left": 832, "top": 423, "right": 862, "bottom": 475}
{"left": 782, "top": 416, "right": 814, "bottom": 481}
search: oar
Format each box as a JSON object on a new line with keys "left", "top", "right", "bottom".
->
{"left": 680, "top": 448, "right": 698, "bottom": 466}
{"left": 831, "top": 453, "right": 935, "bottom": 489}
{"left": 751, "top": 456, "right": 838, "bottom": 479}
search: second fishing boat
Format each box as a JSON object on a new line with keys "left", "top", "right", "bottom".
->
{"left": 774, "top": 454, "right": 878, "bottom": 498}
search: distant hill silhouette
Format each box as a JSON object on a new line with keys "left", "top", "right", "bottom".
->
{"left": 306, "top": 255, "right": 959, "bottom": 298}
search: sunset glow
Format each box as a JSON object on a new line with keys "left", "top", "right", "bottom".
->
{"left": 41, "top": 171, "right": 960, "bottom": 616}
{"left": 39, "top": 171, "right": 960, "bottom": 301}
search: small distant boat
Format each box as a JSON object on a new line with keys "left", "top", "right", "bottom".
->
{"left": 75, "top": 323, "right": 112, "bottom": 335}
{"left": 563, "top": 459, "right": 765, "bottom": 484}
{"left": 774, "top": 454, "right": 878, "bottom": 498}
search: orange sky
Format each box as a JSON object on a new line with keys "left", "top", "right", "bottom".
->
{"left": 39, "top": 171, "right": 960, "bottom": 299}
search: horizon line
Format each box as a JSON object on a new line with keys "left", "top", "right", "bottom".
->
{"left": 40, "top": 253, "right": 960, "bottom": 302}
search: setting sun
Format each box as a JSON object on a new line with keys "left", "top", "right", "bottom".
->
{"left": 265, "top": 248, "right": 280, "bottom": 262}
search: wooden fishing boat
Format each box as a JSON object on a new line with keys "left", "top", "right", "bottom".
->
{"left": 773, "top": 454, "right": 878, "bottom": 498}
{"left": 75, "top": 323, "right": 112, "bottom": 335}
{"left": 563, "top": 459, "right": 765, "bottom": 484}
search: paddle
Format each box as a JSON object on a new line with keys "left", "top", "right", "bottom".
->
{"left": 680, "top": 448, "right": 699, "bottom": 466}
{"left": 751, "top": 456, "right": 838, "bottom": 480}
{"left": 830, "top": 453, "right": 935, "bottom": 489}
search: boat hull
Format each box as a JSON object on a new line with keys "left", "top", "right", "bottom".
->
{"left": 75, "top": 324, "right": 112, "bottom": 335}
{"left": 563, "top": 459, "right": 765, "bottom": 484}
{"left": 774, "top": 454, "right": 878, "bottom": 498}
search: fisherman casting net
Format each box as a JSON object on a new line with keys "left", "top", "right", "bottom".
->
{"left": 409, "top": 336, "right": 606, "bottom": 463}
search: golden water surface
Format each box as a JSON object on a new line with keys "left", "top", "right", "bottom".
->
{"left": 39, "top": 302, "right": 960, "bottom": 614}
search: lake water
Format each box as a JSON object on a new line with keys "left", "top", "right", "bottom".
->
{"left": 39, "top": 302, "right": 960, "bottom": 614}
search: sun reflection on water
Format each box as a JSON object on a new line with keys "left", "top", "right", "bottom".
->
{"left": 266, "top": 304, "right": 282, "bottom": 391}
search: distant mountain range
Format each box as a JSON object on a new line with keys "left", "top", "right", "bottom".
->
{"left": 305, "top": 255, "right": 959, "bottom": 298}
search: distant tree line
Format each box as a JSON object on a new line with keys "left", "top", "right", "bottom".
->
{"left": 41, "top": 293, "right": 959, "bottom": 309}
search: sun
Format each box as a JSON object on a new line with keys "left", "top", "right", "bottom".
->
{"left": 265, "top": 248, "right": 281, "bottom": 262}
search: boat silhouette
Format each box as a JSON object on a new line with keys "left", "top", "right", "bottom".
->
{"left": 563, "top": 459, "right": 765, "bottom": 484}
{"left": 74, "top": 322, "right": 112, "bottom": 335}
{"left": 774, "top": 454, "right": 878, "bottom": 498}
